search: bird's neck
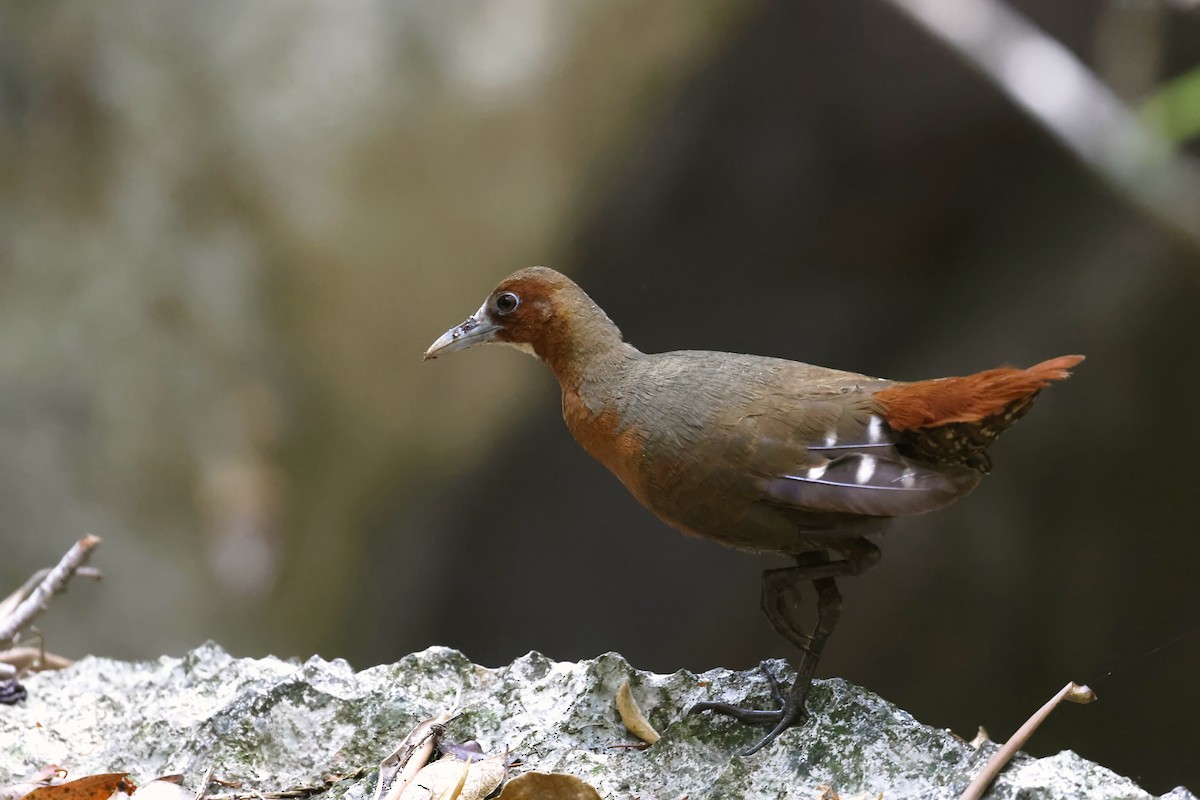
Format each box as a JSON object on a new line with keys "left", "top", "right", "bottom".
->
{"left": 537, "top": 300, "right": 639, "bottom": 393}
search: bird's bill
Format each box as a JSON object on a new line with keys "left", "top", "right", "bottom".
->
{"left": 423, "top": 305, "right": 500, "bottom": 360}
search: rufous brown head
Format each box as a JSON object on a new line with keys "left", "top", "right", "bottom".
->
{"left": 423, "top": 266, "right": 604, "bottom": 361}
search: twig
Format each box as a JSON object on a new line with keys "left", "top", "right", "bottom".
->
{"left": 0, "top": 647, "right": 74, "bottom": 673}
{"left": 0, "top": 535, "right": 103, "bottom": 647}
{"left": 958, "top": 681, "right": 1096, "bottom": 800}
{"left": 883, "top": 0, "right": 1200, "bottom": 253}
{"left": 196, "top": 769, "right": 368, "bottom": 800}
{"left": 379, "top": 710, "right": 455, "bottom": 800}
{"left": 0, "top": 571, "right": 48, "bottom": 621}
{"left": 206, "top": 791, "right": 319, "bottom": 800}
{"left": 205, "top": 774, "right": 365, "bottom": 800}
{"left": 194, "top": 766, "right": 216, "bottom": 800}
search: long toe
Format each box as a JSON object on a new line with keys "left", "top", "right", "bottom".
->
{"left": 688, "top": 668, "right": 813, "bottom": 754}
{"left": 739, "top": 703, "right": 807, "bottom": 756}
{"left": 760, "top": 663, "right": 786, "bottom": 705}
{"left": 686, "top": 701, "right": 784, "bottom": 725}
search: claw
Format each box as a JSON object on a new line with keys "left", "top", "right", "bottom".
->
{"left": 691, "top": 563, "right": 853, "bottom": 755}
{"left": 740, "top": 705, "right": 807, "bottom": 756}
{"left": 688, "top": 663, "right": 812, "bottom": 755}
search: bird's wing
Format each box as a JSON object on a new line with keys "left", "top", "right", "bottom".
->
{"left": 764, "top": 451, "right": 980, "bottom": 518}
{"left": 750, "top": 392, "right": 981, "bottom": 519}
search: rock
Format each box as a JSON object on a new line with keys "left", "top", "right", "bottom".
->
{"left": 0, "top": 644, "right": 1190, "bottom": 800}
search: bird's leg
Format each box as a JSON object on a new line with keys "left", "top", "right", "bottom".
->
{"left": 688, "top": 538, "right": 879, "bottom": 755}
{"left": 758, "top": 550, "right": 829, "bottom": 651}
{"left": 687, "top": 574, "right": 842, "bottom": 753}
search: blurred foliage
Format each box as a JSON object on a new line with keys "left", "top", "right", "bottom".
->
{"left": 1142, "top": 66, "right": 1200, "bottom": 143}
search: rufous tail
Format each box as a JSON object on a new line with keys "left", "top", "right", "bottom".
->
{"left": 876, "top": 355, "right": 1085, "bottom": 432}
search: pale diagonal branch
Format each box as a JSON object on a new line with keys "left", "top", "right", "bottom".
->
{"left": 884, "top": 0, "right": 1200, "bottom": 253}
{"left": 0, "top": 534, "right": 103, "bottom": 647}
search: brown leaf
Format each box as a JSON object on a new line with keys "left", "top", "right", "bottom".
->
{"left": 495, "top": 773, "right": 601, "bottom": 800}
{"left": 398, "top": 757, "right": 504, "bottom": 800}
{"left": 25, "top": 775, "right": 136, "bottom": 800}
{"left": 376, "top": 708, "right": 456, "bottom": 800}
{"left": 615, "top": 679, "right": 660, "bottom": 745}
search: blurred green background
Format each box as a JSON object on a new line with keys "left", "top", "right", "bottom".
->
{"left": 2, "top": 0, "right": 1198, "bottom": 793}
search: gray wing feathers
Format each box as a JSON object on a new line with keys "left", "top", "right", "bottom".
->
{"left": 765, "top": 453, "right": 981, "bottom": 517}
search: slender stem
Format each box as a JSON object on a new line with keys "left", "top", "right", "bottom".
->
{"left": 0, "top": 535, "right": 102, "bottom": 647}
{"left": 959, "top": 681, "right": 1096, "bottom": 800}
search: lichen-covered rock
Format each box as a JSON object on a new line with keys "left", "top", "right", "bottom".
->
{"left": 0, "top": 644, "right": 1190, "bottom": 800}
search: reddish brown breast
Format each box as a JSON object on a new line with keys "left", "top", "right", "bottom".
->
{"left": 561, "top": 388, "right": 648, "bottom": 503}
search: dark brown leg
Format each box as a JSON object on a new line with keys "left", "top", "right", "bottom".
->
{"left": 688, "top": 538, "right": 879, "bottom": 755}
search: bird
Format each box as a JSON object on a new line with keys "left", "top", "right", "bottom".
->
{"left": 424, "top": 266, "right": 1083, "bottom": 755}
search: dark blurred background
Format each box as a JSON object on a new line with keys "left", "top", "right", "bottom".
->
{"left": 2, "top": 0, "right": 1198, "bottom": 793}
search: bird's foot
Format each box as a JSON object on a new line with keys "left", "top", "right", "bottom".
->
{"left": 687, "top": 664, "right": 811, "bottom": 756}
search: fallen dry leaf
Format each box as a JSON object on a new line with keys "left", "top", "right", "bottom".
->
{"left": 968, "top": 727, "right": 990, "bottom": 749}
{"left": 376, "top": 708, "right": 456, "bottom": 800}
{"left": 398, "top": 757, "right": 504, "bottom": 800}
{"left": 24, "top": 775, "right": 135, "bottom": 800}
{"left": 494, "top": 772, "right": 601, "bottom": 800}
{"left": 615, "top": 679, "right": 659, "bottom": 745}
{"left": 434, "top": 761, "right": 468, "bottom": 800}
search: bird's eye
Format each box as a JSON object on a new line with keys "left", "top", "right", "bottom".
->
{"left": 494, "top": 292, "right": 520, "bottom": 314}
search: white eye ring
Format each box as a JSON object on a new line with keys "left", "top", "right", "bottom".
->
{"left": 494, "top": 292, "right": 520, "bottom": 314}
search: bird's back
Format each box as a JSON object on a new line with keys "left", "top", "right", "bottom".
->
{"left": 564, "top": 350, "right": 888, "bottom": 552}
{"left": 565, "top": 349, "right": 1076, "bottom": 555}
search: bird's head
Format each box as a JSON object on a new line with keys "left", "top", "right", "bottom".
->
{"left": 424, "top": 266, "right": 620, "bottom": 363}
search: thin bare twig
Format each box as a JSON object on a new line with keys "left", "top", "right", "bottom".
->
{"left": 958, "top": 681, "right": 1096, "bottom": 800}
{"left": 0, "top": 535, "right": 103, "bottom": 647}
{"left": 378, "top": 709, "right": 455, "bottom": 800}
{"left": 0, "top": 570, "right": 52, "bottom": 621}
{"left": 204, "top": 772, "right": 368, "bottom": 800}
{"left": 0, "top": 647, "right": 74, "bottom": 673}
{"left": 194, "top": 766, "right": 216, "bottom": 800}
{"left": 883, "top": 0, "right": 1200, "bottom": 253}
{"left": 206, "top": 790, "right": 319, "bottom": 800}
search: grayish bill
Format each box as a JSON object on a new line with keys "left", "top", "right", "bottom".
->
{"left": 423, "top": 301, "right": 498, "bottom": 360}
